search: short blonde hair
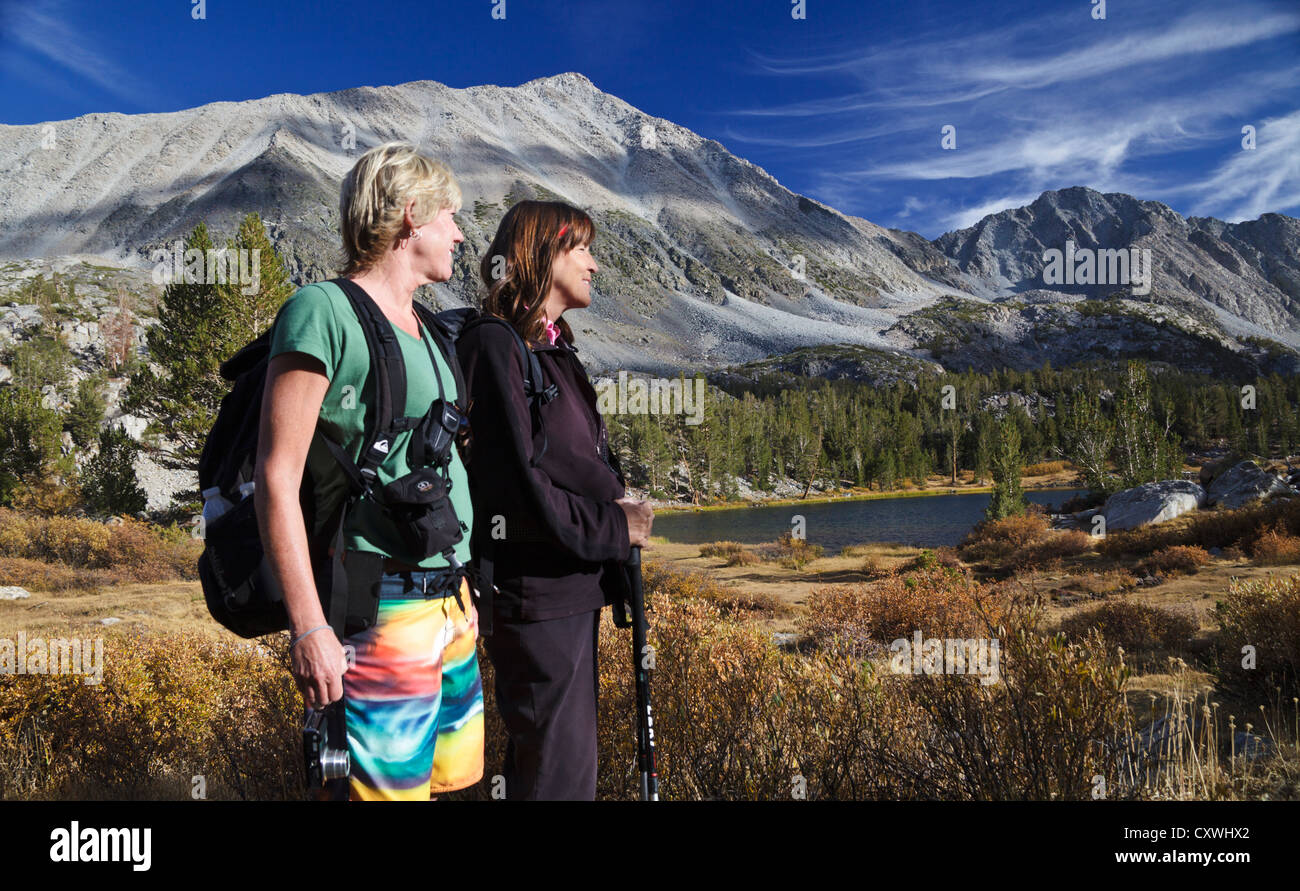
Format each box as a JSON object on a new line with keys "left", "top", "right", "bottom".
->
{"left": 337, "top": 142, "right": 462, "bottom": 275}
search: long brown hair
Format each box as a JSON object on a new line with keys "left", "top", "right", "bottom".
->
{"left": 480, "top": 200, "right": 595, "bottom": 345}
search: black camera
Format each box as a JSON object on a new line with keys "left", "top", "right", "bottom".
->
{"left": 303, "top": 704, "right": 350, "bottom": 788}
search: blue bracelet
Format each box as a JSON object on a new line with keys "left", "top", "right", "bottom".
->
{"left": 290, "top": 624, "right": 331, "bottom": 649}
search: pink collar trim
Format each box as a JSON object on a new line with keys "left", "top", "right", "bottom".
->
{"left": 523, "top": 304, "right": 562, "bottom": 345}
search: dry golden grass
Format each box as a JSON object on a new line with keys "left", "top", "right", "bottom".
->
{"left": 1023, "top": 460, "right": 1071, "bottom": 476}
{"left": 0, "top": 509, "right": 201, "bottom": 590}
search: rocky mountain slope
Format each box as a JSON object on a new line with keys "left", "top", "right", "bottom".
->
{"left": 0, "top": 73, "right": 968, "bottom": 372}
{"left": 934, "top": 187, "right": 1300, "bottom": 344}
{"left": 0, "top": 76, "right": 1297, "bottom": 380}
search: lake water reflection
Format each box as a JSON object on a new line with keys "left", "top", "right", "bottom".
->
{"left": 652, "top": 489, "right": 1088, "bottom": 554}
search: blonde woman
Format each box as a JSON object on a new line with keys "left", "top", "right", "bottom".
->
{"left": 255, "top": 142, "right": 482, "bottom": 800}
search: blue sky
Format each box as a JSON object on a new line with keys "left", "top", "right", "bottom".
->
{"left": 1, "top": 0, "right": 1296, "bottom": 238}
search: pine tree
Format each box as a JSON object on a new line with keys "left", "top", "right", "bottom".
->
{"left": 1112, "top": 360, "right": 1181, "bottom": 488}
{"left": 124, "top": 218, "right": 292, "bottom": 501}
{"left": 82, "top": 424, "right": 148, "bottom": 516}
{"left": 65, "top": 375, "right": 107, "bottom": 448}
{"left": 124, "top": 223, "right": 230, "bottom": 476}
{"left": 228, "top": 212, "right": 294, "bottom": 345}
{"left": 986, "top": 413, "right": 1026, "bottom": 521}
{"left": 0, "top": 387, "right": 63, "bottom": 505}
{"left": 1060, "top": 387, "right": 1116, "bottom": 495}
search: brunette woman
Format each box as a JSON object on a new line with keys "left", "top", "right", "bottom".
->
{"left": 457, "top": 200, "right": 653, "bottom": 800}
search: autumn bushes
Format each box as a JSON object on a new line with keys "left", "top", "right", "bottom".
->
{"left": 1096, "top": 493, "right": 1300, "bottom": 561}
{"left": 0, "top": 634, "right": 300, "bottom": 800}
{"left": 1057, "top": 600, "right": 1197, "bottom": 654}
{"left": 958, "top": 510, "right": 1093, "bottom": 572}
{"left": 802, "top": 564, "right": 982, "bottom": 656}
{"left": 4, "top": 550, "right": 1298, "bottom": 800}
{"left": 594, "top": 563, "right": 1135, "bottom": 800}
{"left": 0, "top": 508, "right": 200, "bottom": 590}
{"left": 1, "top": 559, "right": 1135, "bottom": 801}
{"left": 1213, "top": 573, "right": 1300, "bottom": 700}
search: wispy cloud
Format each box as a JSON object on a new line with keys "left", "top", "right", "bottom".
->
{"left": 0, "top": 0, "right": 159, "bottom": 108}
{"left": 725, "top": 2, "right": 1300, "bottom": 235}
{"left": 1176, "top": 109, "right": 1300, "bottom": 222}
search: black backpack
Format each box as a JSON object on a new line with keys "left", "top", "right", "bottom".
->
{"left": 197, "top": 278, "right": 472, "bottom": 639}
{"left": 426, "top": 309, "right": 559, "bottom": 635}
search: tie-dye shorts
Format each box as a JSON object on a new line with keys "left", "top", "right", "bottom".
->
{"left": 341, "top": 573, "right": 484, "bottom": 800}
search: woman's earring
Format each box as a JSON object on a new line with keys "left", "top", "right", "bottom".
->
{"left": 409, "top": 228, "right": 422, "bottom": 240}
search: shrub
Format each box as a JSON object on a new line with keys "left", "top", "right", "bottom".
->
{"left": 1214, "top": 573, "right": 1300, "bottom": 699}
{"left": 41, "top": 516, "right": 111, "bottom": 566}
{"left": 699, "top": 540, "right": 741, "bottom": 559}
{"left": 895, "top": 601, "right": 1132, "bottom": 801}
{"left": 1249, "top": 524, "right": 1300, "bottom": 566}
{"left": 0, "top": 563, "right": 1160, "bottom": 801}
{"left": 0, "top": 509, "right": 39, "bottom": 558}
{"left": 860, "top": 555, "right": 888, "bottom": 578}
{"left": 1097, "top": 495, "right": 1300, "bottom": 559}
{"left": 103, "top": 517, "right": 201, "bottom": 582}
{"left": 1008, "top": 530, "right": 1093, "bottom": 571}
{"left": 0, "top": 633, "right": 300, "bottom": 800}
{"left": 1137, "top": 545, "right": 1211, "bottom": 577}
{"left": 1057, "top": 601, "right": 1197, "bottom": 653}
{"left": 958, "top": 511, "right": 1049, "bottom": 564}
{"left": 959, "top": 512, "right": 1091, "bottom": 572}
{"left": 1024, "top": 460, "right": 1070, "bottom": 476}
{"left": 0, "top": 509, "right": 199, "bottom": 585}
{"left": 801, "top": 566, "right": 985, "bottom": 656}
{"left": 761, "top": 532, "right": 824, "bottom": 570}
{"left": 698, "top": 541, "right": 759, "bottom": 567}
{"left": 0, "top": 556, "right": 87, "bottom": 591}
{"left": 641, "top": 560, "right": 785, "bottom": 617}
{"left": 1059, "top": 569, "right": 1138, "bottom": 598}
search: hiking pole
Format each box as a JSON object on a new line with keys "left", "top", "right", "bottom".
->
{"left": 613, "top": 545, "right": 659, "bottom": 800}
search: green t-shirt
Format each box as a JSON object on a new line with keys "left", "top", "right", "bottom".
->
{"left": 268, "top": 280, "right": 472, "bottom": 569}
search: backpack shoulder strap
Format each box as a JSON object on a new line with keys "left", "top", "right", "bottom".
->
{"left": 461, "top": 313, "right": 558, "bottom": 467}
{"left": 415, "top": 302, "right": 468, "bottom": 414}
{"left": 324, "top": 278, "right": 417, "bottom": 495}
{"left": 462, "top": 313, "right": 557, "bottom": 406}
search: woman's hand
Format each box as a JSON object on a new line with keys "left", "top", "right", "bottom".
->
{"left": 617, "top": 497, "right": 654, "bottom": 548}
{"left": 291, "top": 628, "right": 349, "bottom": 709}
